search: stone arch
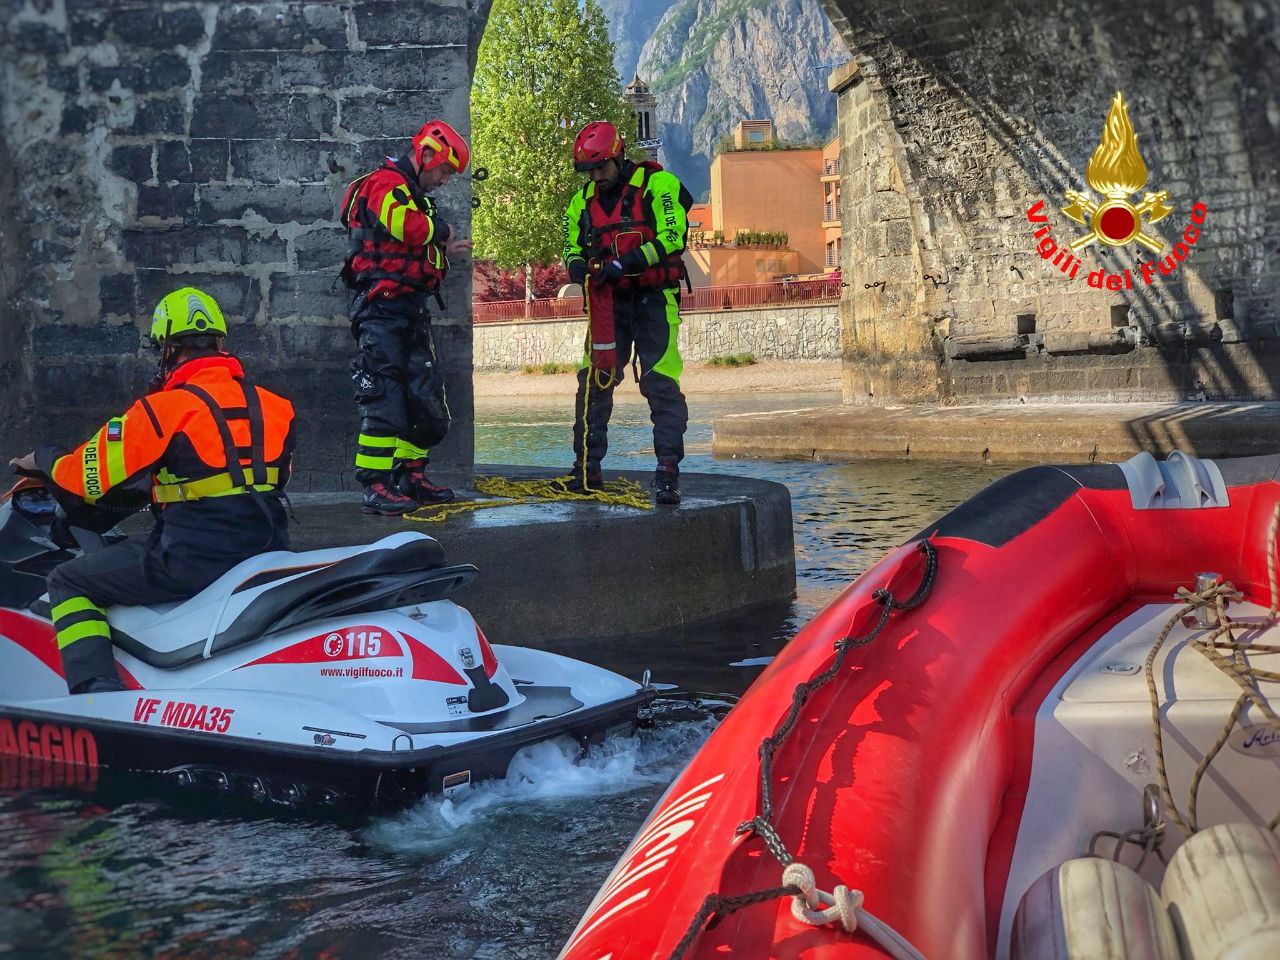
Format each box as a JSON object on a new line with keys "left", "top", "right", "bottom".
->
{"left": 821, "top": 0, "right": 1280, "bottom": 404}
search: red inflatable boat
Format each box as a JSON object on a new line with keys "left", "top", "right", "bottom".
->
{"left": 560, "top": 452, "right": 1280, "bottom": 960}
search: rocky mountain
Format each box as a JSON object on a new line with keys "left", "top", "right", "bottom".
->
{"left": 630, "top": 0, "right": 847, "bottom": 197}
{"left": 598, "top": 0, "right": 679, "bottom": 83}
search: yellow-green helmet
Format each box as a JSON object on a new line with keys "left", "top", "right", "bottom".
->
{"left": 150, "top": 287, "right": 227, "bottom": 345}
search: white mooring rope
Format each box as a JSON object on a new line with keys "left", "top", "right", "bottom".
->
{"left": 783, "top": 860, "right": 927, "bottom": 960}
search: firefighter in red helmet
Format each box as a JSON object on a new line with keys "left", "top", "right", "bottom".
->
{"left": 339, "top": 119, "right": 473, "bottom": 515}
{"left": 562, "top": 120, "right": 694, "bottom": 505}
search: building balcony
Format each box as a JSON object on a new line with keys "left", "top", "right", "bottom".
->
{"left": 820, "top": 158, "right": 841, "bottom": 182}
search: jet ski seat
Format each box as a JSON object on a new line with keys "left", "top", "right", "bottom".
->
{"left": 102, "top": 532, "right": 478, "bottom": 669}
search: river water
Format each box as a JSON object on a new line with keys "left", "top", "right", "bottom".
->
{"left": 0, "top": 391, "right": 1008, "bottom": 959}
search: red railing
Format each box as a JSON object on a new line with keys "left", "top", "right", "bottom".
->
{"left": 472, "top": 278, "right": 840, "bottom": 324}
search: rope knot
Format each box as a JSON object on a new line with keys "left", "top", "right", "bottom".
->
{"left": 781, "top": 862, "right": 863, "bottom": 934}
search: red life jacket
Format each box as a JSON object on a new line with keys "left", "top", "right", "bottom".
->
{"left": 340, "top": 159, "right": 447, "bottom": 298}
{"left": 586, "top": 161, "right": 685, "bottom": 289}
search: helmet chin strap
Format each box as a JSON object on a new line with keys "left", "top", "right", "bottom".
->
{"left": 149, "top": 314, "right": 175, "bottom": 392}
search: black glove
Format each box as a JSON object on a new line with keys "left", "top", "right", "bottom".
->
{"left": 567, "top": 258, "right": 588, "bottom": 285}
{"left": 599, "top": 259, "right": 626, "bottom": 283}
{"left": 618, "top": 248, "right": 649, "bottom": 275}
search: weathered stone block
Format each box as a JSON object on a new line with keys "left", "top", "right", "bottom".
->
{"left": 102, "top": 7, "right": 207, "bottom": 47}
{"left": 99, "top": 273, "right": 136, "bottom": 316}
{"left": 278, "top": 321, "right": 351, "bottom": 360}
{"left": 191, "top": 95, "right": 335, "bottom": 140}
{"left": 339, "top": 93, "right": 451, "bottom": 138}
{"left": 355, "top": 2, "right": 469, "bottom": 45}
{"left": 45, "top": 63, "right": 80, "bottom": 94}
{"left": 886, "top": 219, "right": 915, "bottom": 256}
{"left": 229, "top": 139, "right": 345, "bottom": 184}
{"left": 294, "top": 227, "right": 347, "bottom": 271}
{"left": 190, "top": 139, "right": 230, "bottom": 182}
{"left": 88, "top": 56, "right": 191, "bottom": 94}
{"left": 123, "top": 225, "right": 251, "bottom": 267}
{"left": 32, "top": 321, "right": 140, "bottom": 358}
{"left": 107, "top": 144, "right": 153, "bottom": 184}
{"left": 59, "top": 103, "right": 97, "bottom": 135}
{"left": 12, "top": 22, "right": 67, "bottom": 55}
{"left": 128, "top": 97, "right": 186, "bottom": 135}
{"left": 211, "top": 4, "right": 347, "bottom": 51}
{"left": 136, "top": 184, "right": 197, "bottom": 220}
{"left": 269, "top": 271, "right": 343, "bottom": 320}
{"left": 350, "top": 46, "right": 468, "bottom": 88}
{"left": 197, "top": 184, "right": 336, "bottom": 224}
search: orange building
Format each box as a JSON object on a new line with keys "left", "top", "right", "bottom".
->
{"left": 685, "top": 120, "right": 839, "bottom": 286}
{"left": 822, "top": 134, "right": 842, "bottom": 271}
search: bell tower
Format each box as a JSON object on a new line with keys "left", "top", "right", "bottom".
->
{"left": 624, "top": 74, "right": 662, "bottom": 160}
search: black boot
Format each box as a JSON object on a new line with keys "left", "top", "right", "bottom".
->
{"left": 395, "top": 459, "right": 455, "bottom": 504}
{"left": 72, "top": 676, "right": 127, "bottom": 695}
{"left": 560, "top": 463, "right": 603, "bottom": 493}
{"left": 652, "top": 460, "right": 681, "bottom": 505}
{"left": 361, "top": 481, "right": 415, "bottom": 516}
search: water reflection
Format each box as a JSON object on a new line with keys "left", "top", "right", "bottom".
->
{"left": 0, "top": 391, "right": 1009, "bottom": 959}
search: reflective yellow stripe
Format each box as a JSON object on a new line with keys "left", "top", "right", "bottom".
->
{"left": 151, "top": 468, "right": 280, "bottom": 504}
{"left": 641, "top": 243, "right": 659, "bottom": 266}
{"left": 378, "top": 192, "right": 401, "bottom": 239}
{"left": 104, "top": 418, "right": 127, "bottom": 489}
{"left": 51, "top": 596, "right": 99, "bottom": 622}
{"left": 389, "top": 203, "right": 409, "bottom": 241}
{"left": 394, "top": 439, "right": 430, "bottom": 460}
{"left": 358, "top": 433, "right": 398, "bottom": 448}
{"left": 356, "top": 452, "right": 395, "bottom": 470}
{"left": 629, "top": 167, "right": 646, "bottom": 187}
{"left": 651, "top": 287, "right": 684, "bottom": 383}
{"left": 57, "top": 619, "right": 111, "bottom": 650}
{"left": 82, "top": 429, "right": 105, "bottom": 503}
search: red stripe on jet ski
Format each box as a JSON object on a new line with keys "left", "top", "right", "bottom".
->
{"left": 0, "top": 611, "right": 144, "bottom": 689}
{"left": 399, "top": 632, "right": 467, "bottom": 684}
{"left": 240, "top": 625, "right": 404, "bottom": 667}
{"left": 0, "top": 610, "right": 60, "bottom": 677}
{"left": 476, "top": 623, "right": 498, "bottom": 678}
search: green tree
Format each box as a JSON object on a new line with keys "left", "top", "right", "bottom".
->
{"left": 472, "top": 0, "right": 632, "bottom": 289}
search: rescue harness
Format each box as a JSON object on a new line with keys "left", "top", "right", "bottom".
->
{"left": 580, "top": 161, "right": 691, "bottom": 381}
{"left": 151, "top": 380, "right": 281, "bottom": 505}
{"left": 341, "top": 158, "right": 448, "bottom": 301}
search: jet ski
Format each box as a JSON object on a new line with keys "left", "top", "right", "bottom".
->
{"left": 0, "top": 477, "right": 654, "bottom": 807}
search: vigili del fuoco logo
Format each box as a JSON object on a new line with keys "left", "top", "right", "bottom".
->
{"left": 1027, "top": 91, "right": 1208, "bottom": 290}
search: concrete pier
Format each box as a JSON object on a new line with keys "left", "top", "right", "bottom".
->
{"left": 284, "top": 465, "right": 796, "bottom": 650}
{"left": 713, "top": 402, "right": 1280, "bottom": 465}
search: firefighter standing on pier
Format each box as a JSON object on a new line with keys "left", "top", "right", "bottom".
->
{"left": 561, "top": 121, "right": 693, "bottom": 505}
{"left": 339, "top": 120, "right": 473, "bottom": 516}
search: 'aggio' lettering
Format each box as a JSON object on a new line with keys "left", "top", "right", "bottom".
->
{"left": 0, "top": 718, "right": 98, "bottom": 766}
{"left": 134, "top": 697, "right": 234, "bottom": 734}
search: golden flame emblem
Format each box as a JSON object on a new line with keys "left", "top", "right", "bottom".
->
{"left": 1062, "top": 92, "right": 1174, "bottom": 253}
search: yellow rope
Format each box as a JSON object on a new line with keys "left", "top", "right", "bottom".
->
{"left": 404, "top": 474, "right": 652, "bottom": 523}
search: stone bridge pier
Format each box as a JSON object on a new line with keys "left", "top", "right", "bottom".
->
{"left": 1, "top": 0, "right": 492, "bottom": 489}
{"left": 821, "top": 0, "right": 1280, "bottom": 405}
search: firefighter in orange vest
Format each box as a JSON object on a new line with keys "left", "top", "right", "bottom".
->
{"left": 562, "top": 121, "right": 693, "bottom": 505}
{"left": 339, "top": 120, "right": 473, "bottom": 515}
{"left": 8, "top": 288, "right": 295, "bottom": 694}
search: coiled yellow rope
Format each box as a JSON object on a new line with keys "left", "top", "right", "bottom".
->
{"left": 404, "top": 474, "right": 652, "bottom": 523}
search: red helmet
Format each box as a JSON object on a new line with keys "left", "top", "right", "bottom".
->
{"left": 573, "top": 121, "right": 625, "bottom": 172}
{"left": 412, "top": 119, "right": 469, "bottom": 174}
